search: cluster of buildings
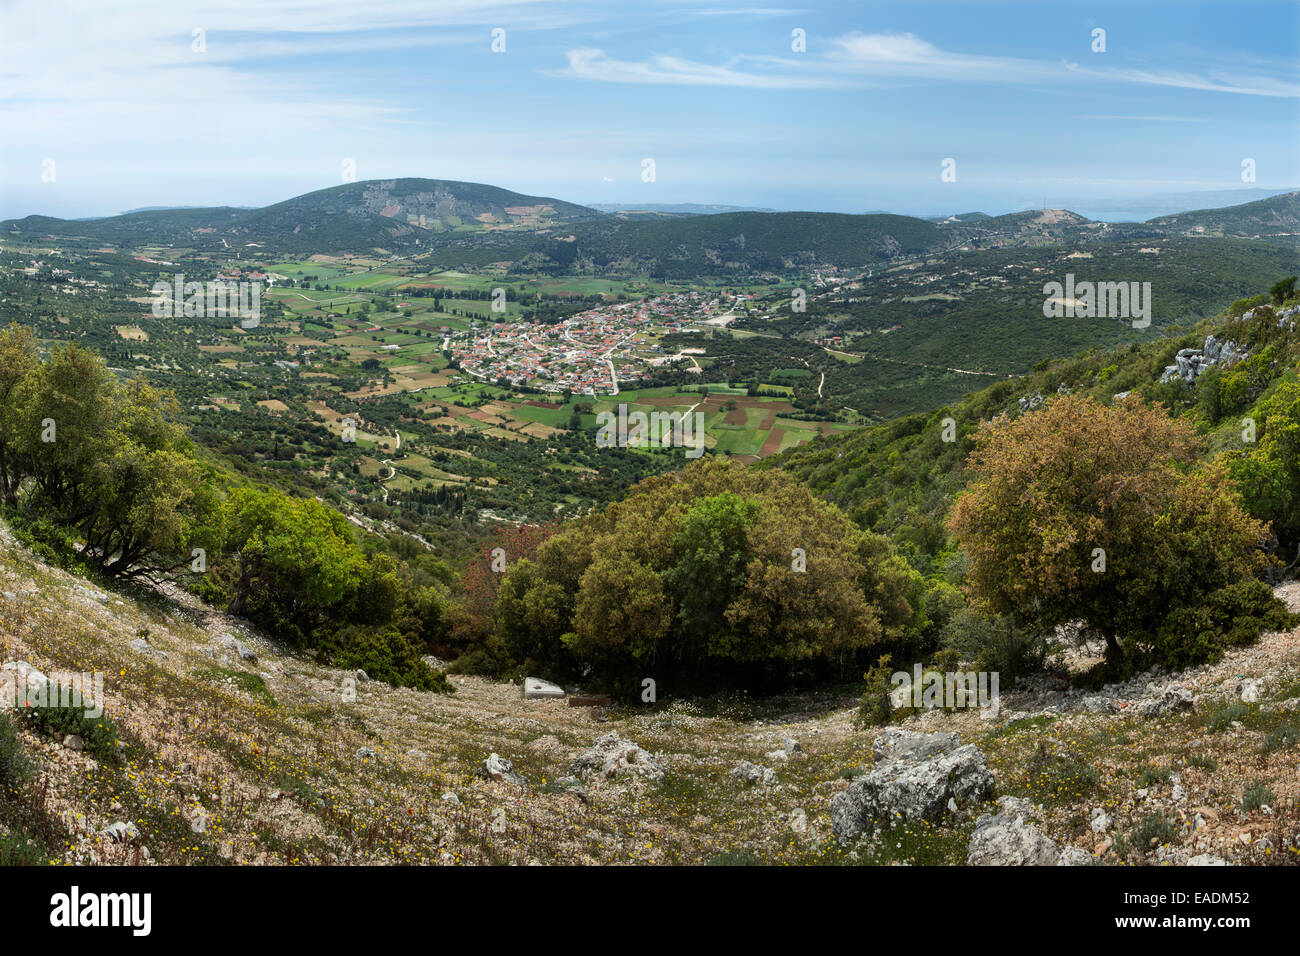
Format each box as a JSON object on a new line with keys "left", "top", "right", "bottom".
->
{"left": 448, "top": 291, "right": 733, "bottom": 395}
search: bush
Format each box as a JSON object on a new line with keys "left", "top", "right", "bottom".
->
{"left": 0, "top": 829, "right": 46, "bottom": 865}
{"left": 940, "top": 608, "right": 1046, "bottom": 688}
{"left": 1151, "top": 578, "right": 1297, "bottom": 668}
{"left": 19, "top": 705, "right": 121, "bottom": 764}
{"left": 1207, "top": 702, "right": 1252, "bottom": 732}
{"left": 1129, "top": 812, "right": 1179, "bottom": 849}
{"left": 329, "top": 626, "right": 454, "bottom": 693}
{"left": 1262, "top": 723, "right": 1299, "bottom": 754}
{"left": 856, "top": 655, "right": 896, "bottom": 727}
{"left": 0, "top": 713, "right": 33, "bottom": 790}
{"left": 1137, "top": 766, "right": 1173, "bottom": 787}
{"left": 1, "top": 510, "right": 91, "bottom": 575}
{"left": 1242, "top": 780, "right": 1274, "bottom": 811}
{"left": 1004, "top": 740, "right": 1099, "bottom": 805}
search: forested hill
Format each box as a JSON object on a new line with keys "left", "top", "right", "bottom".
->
{"left": 0, "top": 178, "right": 600, "bottom": 253}
{"left": 772, "top": 280, "right": 1300, "bottom": 576}
{"left": 4, "top": 182, "right": 1296, "bottom": 271}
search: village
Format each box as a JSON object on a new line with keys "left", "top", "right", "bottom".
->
{"left": 447, "top": 289, "right": 755, "bottom": 395}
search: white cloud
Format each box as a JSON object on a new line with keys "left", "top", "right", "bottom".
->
{"left": 557, "top": 30, "right": 1299, "bottom": 97}
{"left": 552, "top": 47, "right": 842, "bottom": 89}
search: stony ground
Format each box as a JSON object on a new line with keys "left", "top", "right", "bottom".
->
{"left": 1, "top": 523, "right": 1298, "bottom": 866}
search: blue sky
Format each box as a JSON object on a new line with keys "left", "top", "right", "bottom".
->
{"left": 1, "top": 0, "right": 1297, "bottom": 220}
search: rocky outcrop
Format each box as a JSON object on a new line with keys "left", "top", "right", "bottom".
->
{"left": 1160, "top": 334, "right": 1248, "bottom": 385}
{"left": 730, "top": 761, "right": 777, "bottom": 786}
{"left": 478, "top": 752, "right": 527, "bottom": 788}
{"left": 1139, "top": 685, "right": 1194, "bottom": 717}
{"left": 830, "top": 730, "right": 994, "bottom": 842}
{"left": 967, "top": 797, "right": 1094, "bottom": 866}
{"left": 872, "top": 728, "right": 960, "bottom": 764}
{"left": 569, "top": 733, "right": 664, "bottom": 784}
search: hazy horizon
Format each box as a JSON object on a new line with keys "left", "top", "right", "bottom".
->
{"left": 13, "top": 183, "right": 1300, "bottom": 228}
{"left": 3, "top": 0, "right": 1297, "bottom": 221}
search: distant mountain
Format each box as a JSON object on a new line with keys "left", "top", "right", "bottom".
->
{"left": 925, "top": 212, "right": 991, "bottom": 224}
{"left": 118, "top": 204, "right": 253, "bottom": 215}
{"left": 2, "top": 179, "right": 602, "bottom": 253}
{"left": 4, "top": 181, "right": 1296, "bottom": 274}
{"left": 1146, "top": 190, "right": 1300, "bottom": 239}
{"left": 1053, "top": 187, "right": 1299, "bottom": 223}
{"left": 587, "top": 202, "right": 778, "bottom": 215}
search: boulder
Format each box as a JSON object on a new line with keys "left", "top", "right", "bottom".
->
{"left": 1, "top": 660, "right": 48, "bottom": 697}
{"left": 101, "top": 821, "right": 140, "bottom": 843}
{"left": 831, "top": 735, "right": 993, "bottom": 842}
{"left": 872, "top": 728, "right": 960, "bottom": 765}
{"left": 1187, "top": 853, "right": 1230, "bottom": 866}
{"left": 478, "top": 753, "right": 527, "bottom": 788}
{"left": 569, "top": 732, "right": 664, "bottom": 784}
{"left": 1079, "top": 696, "right": 1117, "bottom": 715}
{"left": 968, "top": 809, "right": 1061, "bottom": 865}
{"left": 1139, "top": 686, "right": 1194, "bottom": 717}
{"left": 1057, "top": 846, "right": 1098, "bottom": 866}
{"left": 217, "top": 634, "right": 258, "bottom": 663}
{"left": 731, "top": 761, "right": 777, "bottom": 786}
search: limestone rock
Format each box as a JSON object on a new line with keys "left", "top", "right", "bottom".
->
{"left": 731, "top": 761, "right": 777, "bottom": 786}
{"left": 831, "top": 734, "right": 993, "bottom": 842}
{"left": 478, "top": 752, "right": 527, "bottom": 787}
{"left": 569, "top": 732, "right": 664, "bottom": 784}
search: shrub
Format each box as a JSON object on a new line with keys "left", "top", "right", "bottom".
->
{"left": 1242, "top": 780, "right": 1274, "bottom": 811}
{"left": 490, "top": 458, "right": 918, "bottom": 694}
{"left": 0, "top": 829, "right": 46, "bottom": 866}
{"left": 1185, "top": 752, "right": 1218, "bottom": 771}
{"left": 1129, "top": 813, "right": 1179, "bottom": 849}
{"left": 19, "top": 704, "right": 122, "bottom": 764}
{"left": 1137, "top": 766, "right": 1173, "bottom": 787}
{"left": 1004, "top": 741, "right": 1099, "bottom": 804}
{"left": 1262, "top": 723, "right": 1300, "bottom": 754}
{"left": 940, "top": 607, "right": 1045, "bottom": 688}
{"left": 856, "top": 655, "right": 896, "bottom": 727}
{"left": 330, "top": 626, "right": 454, "bottom": 693}
{"left": 1208, "top": 702, "right": 1252, "bottom": 732}
{"left": 0, "top": 713, "right": 33, "bottom": 789}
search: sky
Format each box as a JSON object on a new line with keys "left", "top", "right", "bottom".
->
{"left": 1, "top": 0, "right": 1297, "bottom": 220}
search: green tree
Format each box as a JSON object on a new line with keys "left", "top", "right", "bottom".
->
{"left": 221, "top": 487, "right": 367, "bottom": 638}
{"left": 948, "top": 394, "right": 1282, "bottom": 665}
{"left": 1231, "top": 375, "right": 1300, "bottom": 547}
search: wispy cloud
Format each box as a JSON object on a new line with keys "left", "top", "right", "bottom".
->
{"left": 1063, "top": 61, "right": 1300, "bottom": 98}
{"left": 556, "top": 30, "right": 1300, "bottom": 98}
{"left": 1075, "top": 115, "right": 1211, "bottom": 123}
{"left": 551, "top": 47, "right": 842, "bottom": 89}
